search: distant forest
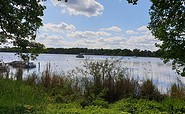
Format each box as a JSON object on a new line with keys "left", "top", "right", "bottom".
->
{"left": 0, "top": 47, "right": 162, "bottom": 57}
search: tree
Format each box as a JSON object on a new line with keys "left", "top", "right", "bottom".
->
{"left": 148, "top": 0, "right": 185, "bottom": 76}
{"left": 0, "top": 0, "right": 47, "bottom": 61}
{"left": 0, "top": 0, "right": 68, "bottom": 61}
{"left": 127, "top": 0, "right": 138, "bottom": 5}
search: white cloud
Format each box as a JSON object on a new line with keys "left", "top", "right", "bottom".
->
{"left": 128, "top": 35, "right": 155, "bottom": 44}
{"left": 37, "top": 33, "right": 159, "bottom": 50}
{"left": 96, "top": 36, "right": 126, "bottom": 48}
{"left": 51, "top": 0, "right": 104, "bottom": 17}
{"left": 67, "top": 31, "right": 111, "bottom": 39}
{"left": 137, "top": 26, "right": 151, "bottom": 35}
{"left": 100, "top": 26, "right": 122, "bottom": 32}
{"left": 63, "top": 36, "right": 126, "bottom": 49}
{"left": 37, "top": 33, "right": 64, "bottom": 47}
{"left": 125, "top": 26, "right": 151, "bottom": 35}
{"left": 126, "top": 30, "right": 138, "bottom": 34}
{"left": 37, "top": 25, "right": 160, "bottom": 51}
{"left": 137, "top": 26, "right": 148, "bottom": 32}
{"left": 125, "top": 32, "right": 159, "bottom": 50}
{"left": 98, "top": 37, "right": 125, "bottom": 44}
{"left": 42, "top": 22, "right": 76, "bottom": 33}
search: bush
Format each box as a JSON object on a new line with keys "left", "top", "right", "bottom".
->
{"left": 91, "top": 98, "right": 109, "bottom": 108}
{"left": 110, "top": 98, "right": 164, "bottom": 113}
{"left": 162, "top": 98, "right": 185, "bottom": 113}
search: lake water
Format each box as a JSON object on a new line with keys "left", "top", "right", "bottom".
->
{"left": 0, "top": 52, "right": 184, "bottom": 93}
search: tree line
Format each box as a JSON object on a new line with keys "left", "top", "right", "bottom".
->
{"left": 0, "top": 47, "right": 162, "bottom": 57}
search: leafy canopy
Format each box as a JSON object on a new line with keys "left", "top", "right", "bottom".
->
{"left": 148, "top": 0, "right": 185, "bottom": 76}
{"left": 0, "top": 0, "right": 46, "bottom": 61}
{"left": 128, "top": 0, "right": 185, "bottom": 76}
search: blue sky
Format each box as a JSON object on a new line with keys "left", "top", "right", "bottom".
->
{"left": 37, "top": 0, "right": 160, "bottom": 51}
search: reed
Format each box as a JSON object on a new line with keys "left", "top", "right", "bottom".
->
{"left": 139, "top": 79, "right": 162, "bottom": 101}
{"left": 170, "top": 83, "right": 185, "bottom": 99}
{"left": 15, "top": 67, "right": 23, "bottom": 80}
{"left": 22, "top": 59, "right": 176, "bottom": 103}
{"left": 25, "top": 72, "right": 38, "bottom": 85}
{"left": 0, "top": 63, "right": 9, "bottom": 78}
{"left": 67, "top": 59, "right": 164, "bottom": 102}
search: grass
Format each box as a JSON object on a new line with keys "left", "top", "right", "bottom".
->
{"left": 0, "top": 78, "right": 48, "bottom": 113}
{"left": 1, "top": 59, "right": 185, "bottom": 113}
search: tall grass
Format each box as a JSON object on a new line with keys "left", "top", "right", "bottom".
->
{"left": 0, "top": 63, "right": 9, "bottom": 78}
{"left": 1, "top": 59, "right": 185, "bottom": 113}
{"left": 139, "top": 79, "right": 162, "bottom": 101}
{"left": 170, "top": 83, "right": 185, "bottom": 99}
{"left": 23, "top": 59, "right": 165, "bottom": 104}
{"left": 3, "top": 59, "right": 184, "bottom": 103}
{"left": 79, "top": 59, "right": 140, "bottom": 102}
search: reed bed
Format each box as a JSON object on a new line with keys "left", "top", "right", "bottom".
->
{"left": 1, "top": 59, "right": 185, "bottom": 113}
{"left": 22, "top": 59, "right": 171, "bottom": 103}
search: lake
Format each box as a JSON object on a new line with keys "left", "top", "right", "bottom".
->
{"left": 0, "top": 52, "right": 184, "bottom": 93}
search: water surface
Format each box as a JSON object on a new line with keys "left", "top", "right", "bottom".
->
{"left": 0, "top": 52, "right": 184, "bottom": 92}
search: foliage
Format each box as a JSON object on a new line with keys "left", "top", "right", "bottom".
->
{"left": 90, "top": 98, "right": 109, "bottom": 108}
{"left": 149, "top": 0, "right": 185, "bottom": 76}
{"left": 127, "top": 0, "right": 138, "bottom": 5}
{"left": 162, "top": 98, "right": 185, "bottom": 114}
{"left": 110, "top": 98, "right": 165, "bottom": 113}
{"left": 44, "top": 104, "right": 121, "bottom": 114}
{"left": 0, "top": 0, "right": 46, "bottom": 61}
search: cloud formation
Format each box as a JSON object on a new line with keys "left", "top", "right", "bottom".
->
{"left": 37, "top": 33, "right": 64, "bottom": 47}
{"left": 137, "top": 26, "right": 148, "bottom": 32}
{"left": 67, "top": 31, "right": 111, "bottom": 39}
{"left": 38, "top": 24, "right": 160, "bottom": 51}
{"left": 100, "top": 26, "right": 122, "bottom": 32}
{"left": 42, "top": 22, "right": 76, "bottom": 33}
{"left": 51, "top": 0, "right": 104, "bottom": 17}
{"left": 126, "top": 26, "right": 151, "bottom": 35}
{"left": 126, "top": 30, "right": 138, "bottom": 34}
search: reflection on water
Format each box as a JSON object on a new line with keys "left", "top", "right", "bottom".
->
{"left": 0, "top": 52, "right": 184, "bottom": 93}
